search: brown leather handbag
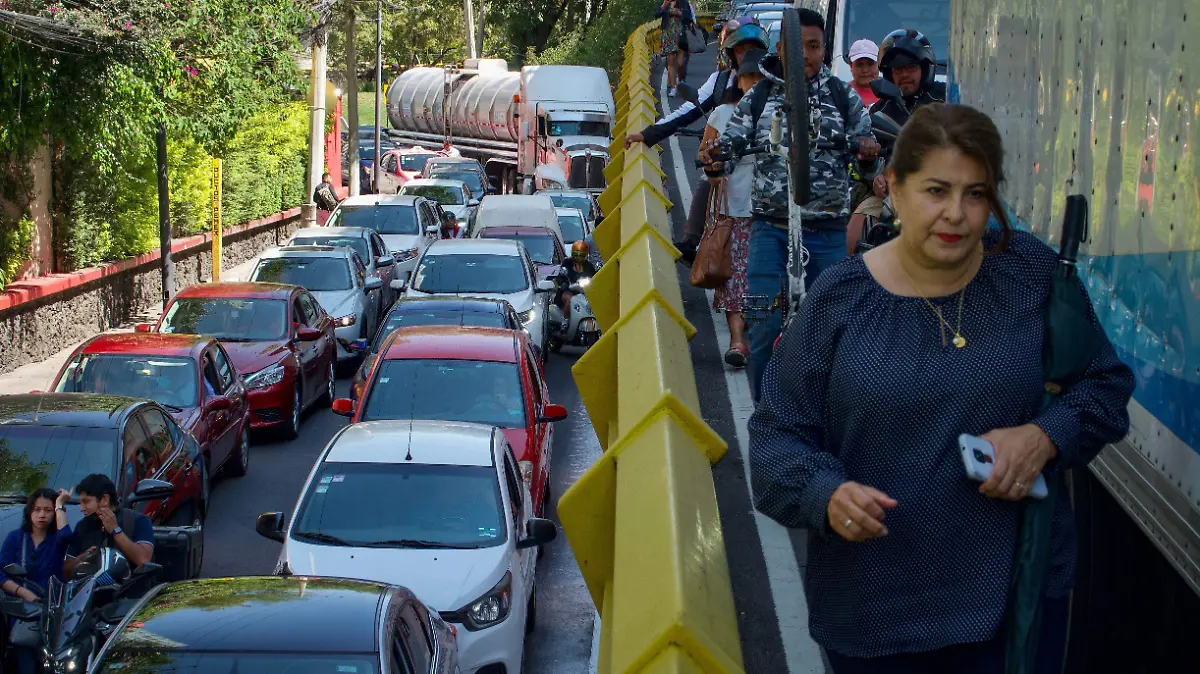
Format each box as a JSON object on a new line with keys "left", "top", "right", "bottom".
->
{"left": 689, "top": 180, "right": 733, "bottom": 289}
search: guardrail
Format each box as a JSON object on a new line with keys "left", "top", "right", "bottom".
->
{"left": 557, "top": 19, "right": 746, "bottom": 674}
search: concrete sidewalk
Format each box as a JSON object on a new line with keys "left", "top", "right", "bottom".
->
{"left": 0, "top": 255, "right": 261, "bottom": 396}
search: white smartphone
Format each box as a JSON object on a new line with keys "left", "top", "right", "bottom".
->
{"left": 958, "top": 434, "right": 1048, "bottom": 500}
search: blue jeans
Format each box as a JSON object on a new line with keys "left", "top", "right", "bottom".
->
{"left": 746, "top": 219, "right": 847, "bottom": 401}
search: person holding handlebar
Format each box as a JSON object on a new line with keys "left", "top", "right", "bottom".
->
{"left": 717, "top": 8, "right": 878, "bottom": 402}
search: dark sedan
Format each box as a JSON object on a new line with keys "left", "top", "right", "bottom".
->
{"left": 348, "top": 296, "right": 522, "bottom": 401}
{"left": 0, "top": 393, "right": 205, "bottom": 581}
{"left": 91, "top": 576, "right": 458, "bottom": 673}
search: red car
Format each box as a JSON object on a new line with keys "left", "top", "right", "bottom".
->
{"left": 50, "top": 333, "right": 252, "bottom": 479}
{"left": 139, "top": 282, "right": 337, "bottom": 439}
{"left": 332, "top": 326, "right": 567, "bottom": 515}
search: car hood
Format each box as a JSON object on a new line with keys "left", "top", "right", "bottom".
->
{"left": 220, "top": 341, "right": 290, "bottom": 376}
{"left": 406, "top": 288, "right": 533, "bottom": 312}
{"left": 442, "top": 204, "right": 469, "bottom": 219}
{"left": 499, "top": 428, "right": 532, "bottom": 462}
{"left": 283, "top": 539, "right": 509, "bottom": 610}
{"left": 310, "top": 290, "right": 360, "bottom": 320}
{"left": 381, "top": 234, "right": 423, "bottom": 253}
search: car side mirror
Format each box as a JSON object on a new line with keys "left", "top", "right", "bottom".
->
{"left": 255, "top": 512, "right": 285, "bottom": 543}
{"left": 870, "top": 78, "right": 903, "bottom": 102}
{"left": 535, "top": 280, "right": 556, "bottom": 293}
{"left": 134, "top": 323, "right": 155, "bottom": 333}
{"left": 468, "top": 199, "right": 480, "bottom": 207}
{"left": 365, "top": 277, "right": 383, "bottom": 292}
{"left": 348, "top": 338, "right": 369, "bottom": 352}
{"left": 127, "top": 478, "right": 175, "bottom": 505}
{"left": 207, "top": 396, "right": 233, "bottom": 412}
{"left": 425, "top": 225, "right": 439, "bottom": 236}
{"left": 376, "top": 255, "right": 395, "bottom": 268}
{"left": 296, "top": 326, "right": 323, "bottom": 342}
{"left": 517, "top": 518, "right": 557, "bottom": 549}
{"left": 331, "top": 398, "right": 356, "bottom": 417}
{"left": 537, "top": 403, "right": 568, "bottom": 423}
{"left": 3, "top": 563, "right": 28, "bottom": 580}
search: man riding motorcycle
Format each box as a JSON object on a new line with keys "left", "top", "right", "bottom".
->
{"left": 558, "top": 241, "right": 598, "bottom": 319}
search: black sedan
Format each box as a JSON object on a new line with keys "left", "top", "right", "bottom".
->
{"left": 0, "top": 393, "right": 205, "bottom": 581}
{"left": 91, "top": 576, "right": 459, "bottom": 673}
{"left": 348, "top": 297, "right": 522, "bottom": 400}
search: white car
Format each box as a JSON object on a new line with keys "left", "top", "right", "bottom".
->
{"left": 257, "top": 420, "right": 556, "bottom": 674}
{"left": 249, "top": 245, "right": 383, "bottom": 362}
{"left": 327, "top": 194, "right": 442, "bottom": 282}
{"left": 397, "top": 239, "right": 556, "bottom": 356}
{"left": 400, "top": 178, "right": 481, "bottom": 227}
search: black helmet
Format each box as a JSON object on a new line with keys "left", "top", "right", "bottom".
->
{"left": 879, "top": 29, "right": 935, "bottom": 92}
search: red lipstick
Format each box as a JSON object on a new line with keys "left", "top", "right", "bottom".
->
{"left": 936, "top": 233, "right": 964, "bottom": 243}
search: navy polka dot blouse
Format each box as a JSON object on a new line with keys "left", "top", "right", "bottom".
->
{"left": 748, "top": 230, "right": 1135, "bottom": 659}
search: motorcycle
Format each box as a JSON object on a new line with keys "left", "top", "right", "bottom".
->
{"left": 852, "top": 82, "right": 906, "bottom": 255}
{"left": 547, "top": 278, "right": 600, "bottom": 351}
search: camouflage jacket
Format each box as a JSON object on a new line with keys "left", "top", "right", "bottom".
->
{"left": 719, "top": 64, "right": 875, "bottom": 222}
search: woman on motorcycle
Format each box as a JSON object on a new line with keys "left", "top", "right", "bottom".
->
{"left": 0, "top": 487, "right": 72, "bottom": 673}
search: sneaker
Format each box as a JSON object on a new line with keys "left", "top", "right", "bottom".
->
{"left": 668, "top": 87, "right": 678, "bottom": 98}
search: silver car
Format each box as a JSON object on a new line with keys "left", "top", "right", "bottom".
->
{"left": 249, "top": 246, "right": 383, "bottom": 362}
{"left": 400, "top": 178, "right": 481, "bottom": 229}
{"left": 327, "top": 194, "right": 442, "bottom": 284}
{"left": 286, "top": 226, "right": 398, "bottom": 311}
{"left": 541, "top": 189, "right": 603, "bottom": 230}
{"left": 396, "top": 239, "right": 556, "bottom": 357}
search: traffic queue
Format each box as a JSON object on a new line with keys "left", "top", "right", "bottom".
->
{"left": 0, "top": 152, "right": 605, "bottom": 673}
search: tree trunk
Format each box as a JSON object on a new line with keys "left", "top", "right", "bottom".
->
{"left": 156, "top": 124, "right": 173, "bottom": 310}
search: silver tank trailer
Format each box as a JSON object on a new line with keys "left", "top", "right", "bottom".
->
{"left": 387, "top": 66, "right": 521, "bottom": 144}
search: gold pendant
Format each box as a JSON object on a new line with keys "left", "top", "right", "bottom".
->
{"left": 952, "top": 334, "right": 967, "bottom": 348}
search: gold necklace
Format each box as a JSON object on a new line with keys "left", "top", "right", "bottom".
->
{"left": 898, "top": 263, "right": 968, "bottom": 348}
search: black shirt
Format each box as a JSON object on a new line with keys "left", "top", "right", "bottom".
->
{"left": 869, "top": 83, "right": 945, "bottom": 128}
{"left": 66, "top": 509, "right": 155, "bottom": 559}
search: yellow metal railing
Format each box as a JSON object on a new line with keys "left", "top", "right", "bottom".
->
{"left": 557, "top": 19, "right": 746, "bottom": 674}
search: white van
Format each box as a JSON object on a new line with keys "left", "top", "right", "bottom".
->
{"left": 469, "top": 194, "right": 565, "bottom": 242}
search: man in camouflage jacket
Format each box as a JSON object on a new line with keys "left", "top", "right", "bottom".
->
{"left": 717, "top": 7, "right": 878, "bottom": 401}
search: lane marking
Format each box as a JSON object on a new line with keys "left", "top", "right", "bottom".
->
{"left": 589, "top": 611, "right": 601, "bottom": 673}
{"left": 659, "top": 71, "right": 826, "bottom": 674}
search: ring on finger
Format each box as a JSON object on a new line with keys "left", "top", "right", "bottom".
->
{"left": 843, "top": 518, "right": 855, "bottom": 530}
{"left": 1015, "top": 481, "right": 1027, "bottom": 492}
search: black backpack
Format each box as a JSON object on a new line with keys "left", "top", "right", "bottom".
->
{"left": 747, "top": 75, "right": 853, "bottom": 141}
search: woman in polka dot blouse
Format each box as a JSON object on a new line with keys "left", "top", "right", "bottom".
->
{"left": 748, "top": 104, "right": 1135, "bottom": 673}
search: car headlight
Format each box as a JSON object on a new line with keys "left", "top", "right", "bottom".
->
{"left": 335, "top": 314, "right": 357, "bottom": 327}
{"left": 519, "top": 308, "right": 537, "bottom": 325}
{"left": 243, "top": 362, "right": 286, "bottom": 390}
{"left": 459, "top": 571, "right": 512, "bottom": 631}
{"left": 578, "top": 277, "right": 591, "bottom": 288}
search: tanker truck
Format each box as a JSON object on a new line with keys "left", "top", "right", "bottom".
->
{"left": 386, "top": 59, "right": 615, "bottom": 196}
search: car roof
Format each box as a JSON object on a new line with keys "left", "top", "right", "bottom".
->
{"left": 115, "top": 576, "right": 389, "bottom": 654}
{"left": 258, "top": 245, "right": 353, "bottom": 260}
{"left": 291, "top": 227, "right": 371, "bottom": 239}
{"left": 403, "top": 178, "right": 468, "bottom": 188}
{"left": 388, "top": 296, "right": 510, "bottom": 314}
{"left": 338, "top": 194, "right": 420, "bottom": 207}
{"left": 175, "top": 282, "right": 295, "bottom": 300}
{"left": 325, "top": 420, "right": 497, "bottom": 467}
{"left": 425, "top": 238, "right": 523, "bottom": 256}
{"left": 0, "top": 393, "right": 141, "bottom": 429}
{"left": 428, "top": 156, "right": 481, "bottom": 165}
{"left": 381, "top": 326, "right": 520, "bottom": 363}
{"left": 80, "top": 333, "right": 210, "bottom": 359}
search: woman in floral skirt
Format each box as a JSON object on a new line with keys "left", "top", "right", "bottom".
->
{"left": 657, "top": 0, "right": 693, "bottom": 97}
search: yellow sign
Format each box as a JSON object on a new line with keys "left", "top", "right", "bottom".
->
{"left": 211, "top": 158, "right": 223, "bottom": 282}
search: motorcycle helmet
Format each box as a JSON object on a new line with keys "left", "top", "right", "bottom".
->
{"left": 879, "top": 28, "right": 936, "bottom": 92}
{"left": 571, "top": 240, "right": 590, "bottom": 262}
{"left": 719, "top": 18, "right": 769, "bottom": 70}
{"left": 90, "top": 548, "right": 131, "bottom": 587}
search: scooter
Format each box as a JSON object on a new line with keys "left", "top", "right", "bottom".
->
{"left": 547, "top": 278, "right": 600, "bottom": 351}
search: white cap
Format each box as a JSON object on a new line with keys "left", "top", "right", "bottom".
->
{"left": 848, "top": 39, "right": 879, "bottom": 63}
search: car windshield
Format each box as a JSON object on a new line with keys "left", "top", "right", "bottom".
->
{"left": 844, "top": 0, "right": 950, "bottom": 64}
{"left": 251, "top": 257, "right": 351, "bottom": 292}
{"left": 548, "top": 194, "right": 591, "bottom": 216}
{"left": 362, "top": 359, "right": 526, "bottom": 428}
{"left": 481, "top": 232, "right": 556, "bottom": 265}
{"left": 412, "top": 253, "right": 528, "bottom": 294}
{"left": 402, "top": 184, "right": 464, "bottom": 205}
{"left": 555, "top": 214, "right": 586, "bottom": 243}
{"left": 331, "top": 205, "right": 420, "bottom": 235}
{"left": 291, "top": 236, "right": 369, "bottom": 262}
{"left": 54, "top": 355, "right": 198, "bottom": 409}
{"left": 0, "top": 425, "right": 116, "bottom": 499}
{"left": 371, "top": 310, "right": 507, "bottom": 351}
{"left": 400, "top": 153, "right": 435, "bottom": 172}
{"left": 292, "top": 461, "right": 505, "bottom": 548}
{"left": 97, "top": 652, "right": 382, "bottom": 674}
{"left": 160, "top": 298, "right": 288, "bottom": 342}
{"left": 427, "top": 169, "right": 485, "bottom": 196}
{"left": 546, "top": 120, "right": 610, "bottom": 136}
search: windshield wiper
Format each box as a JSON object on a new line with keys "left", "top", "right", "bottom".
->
{"left": 360, "top": 538, "right": 477, "bottom": 549}
{"left": 291, "top": 531, "right": 354, "bottom": 546}
{"left": 160, "top": 403, "right": 185, "bottom": 412}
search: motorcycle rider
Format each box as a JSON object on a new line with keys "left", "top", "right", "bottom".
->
{"left": 439, "top": 211, "right": 463, "bottom": 239}
{"left": 64, "top": 474, "right": 155, "bottom": 577}
{"left": 558, "top": 240, "right": 598, "bottom": 319}
{"left": 624, "top": 18, "right": 770, "bottom": 263}
{"left": 716, "top": 7, "right": 878, "bottom": 402}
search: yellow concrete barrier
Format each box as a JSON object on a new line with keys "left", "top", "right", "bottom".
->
{"left": 558, "top": 19, "right": 746, "bottom": 674}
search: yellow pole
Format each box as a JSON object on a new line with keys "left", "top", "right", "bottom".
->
{"left": 211, "top": 158, "right": 223, "bottom": 282}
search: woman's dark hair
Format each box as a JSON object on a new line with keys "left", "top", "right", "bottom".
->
{"left": 22, "top": 488, "right": 61, "bottom": 533}
{"left": 796, "top": 8, "right": 825, "bottom": 32}
{"left": 889, "top": 103, "right": 1012, "bottom": 252}
{"left": 76, "top": 473, "right": 118, "bottom": 506}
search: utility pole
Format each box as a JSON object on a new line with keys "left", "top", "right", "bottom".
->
{"left": 307, "top": 25, "right": 329, "bottom": 226}
{"left": 155, "top": 123, "right": 173, "bottom": 309}
{"left": 345, "top": 2, "right": 361, "bottom": 196}
{"left": 373, "top": 0, "right": 383, "bottom": 193}
{"left": 463, "top": 0, "right": 478, "bottom": 59}
{"left": 476, "top": 0, "right": 486, "bottom": 58}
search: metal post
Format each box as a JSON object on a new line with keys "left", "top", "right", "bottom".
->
{"left": 156, "top": 124, "right": 173, "bottom": 309}
{"left": 373, "top": 0, "right": 383, "bottom": 194}
{"left": 346, "top": 2, "right": 361, "bottom": 196}
{"left": 308, "top": 26, "right": 329, "bottom": 225}
{"left": 211, "top": 159, "right": 223, "bottom": 281}
{"left": 476, "top": 0, "right": 486, "bottom": 58}
{"left": 463, "top": 0, "right": 478, "bottom": 59}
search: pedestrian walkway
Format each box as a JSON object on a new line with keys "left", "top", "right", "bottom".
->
{"left": 0, "top": 255, "right": 261, "bottom": 396}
